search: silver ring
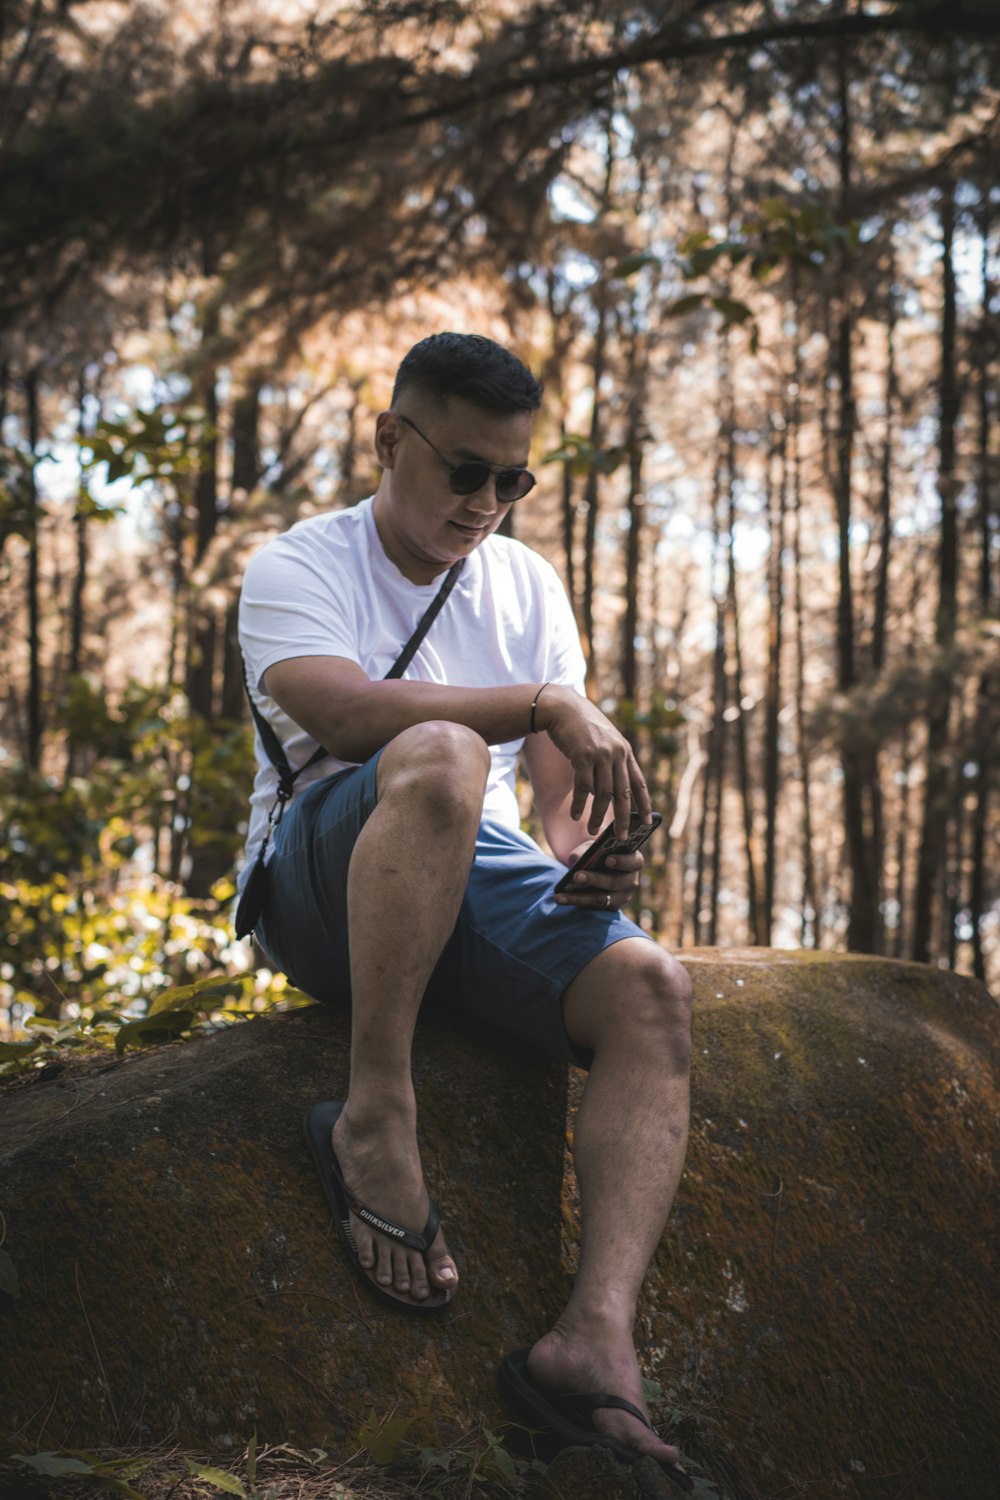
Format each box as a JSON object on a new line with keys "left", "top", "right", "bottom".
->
{"left": 604, "top": 893, "right": 612, "bottom": 910}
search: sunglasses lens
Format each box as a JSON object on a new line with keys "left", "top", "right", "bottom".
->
{"left": 448, "top": 463, "right": 536, "bottom": 502}
{"left": 497, "top": 469, "right": 535, "bottom": 502}
{"left": 448, "top": 462, "right": 492, "bottom": 495}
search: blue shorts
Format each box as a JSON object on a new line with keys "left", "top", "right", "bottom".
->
{"left": 256, "top": 751, "right": 652, "bottom": 1068}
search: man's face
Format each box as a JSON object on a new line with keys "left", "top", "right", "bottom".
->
{"left": 372, "top": 396, "right": 534, "bottom": 583}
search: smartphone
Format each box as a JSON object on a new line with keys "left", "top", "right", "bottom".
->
{"left": 553, "top": 809, "right": 663, "bottom": 894}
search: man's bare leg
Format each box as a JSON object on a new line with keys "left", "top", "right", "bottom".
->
{"left": 527, "top": 939, "right": 692, "bottom": 1465}
{"left": 330, "top": 720, "right": 490, "bottom": 1304}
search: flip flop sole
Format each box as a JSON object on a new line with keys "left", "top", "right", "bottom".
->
{"left": 303, "top": 1100, "right": 453, "bottom": 1316}
{"left": 499, "top": 1349, "right": 694, "bottom": 1493}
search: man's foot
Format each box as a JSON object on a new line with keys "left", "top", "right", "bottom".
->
{"left": 326, "top": 1099, "right": 458, "bottom": 1307}
{"left": 522, "top": 1322, "right": 687, "bottom": 1476}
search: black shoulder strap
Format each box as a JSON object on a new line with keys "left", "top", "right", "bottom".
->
{"left": 243, "top": 557, "right": 464, "bottom": 788}
{"left": 384, "top": 558, "right": 463, "bottom": 679}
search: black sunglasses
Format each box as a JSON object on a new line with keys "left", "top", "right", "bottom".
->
{"left": 396, "top": 412, "right": 536, "bottom": 503}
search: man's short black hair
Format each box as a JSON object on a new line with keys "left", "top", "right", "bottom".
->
{"left": 392, "top": 332, "right": 543, "bottom": 416}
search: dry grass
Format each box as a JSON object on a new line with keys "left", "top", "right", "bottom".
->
{"left": 0, "top": 1435, "right": 540, "bottom": 1500}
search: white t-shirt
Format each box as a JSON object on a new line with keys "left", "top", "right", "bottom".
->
{"left": 237, "top": 497, "right": 587, "bottom": 887}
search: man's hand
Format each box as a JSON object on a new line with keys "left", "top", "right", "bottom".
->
{"left": 554, "top": 846, "right": 645, "bottom": 911}
{"left": 534, "top": 684, "right": 652, "bottom": 839}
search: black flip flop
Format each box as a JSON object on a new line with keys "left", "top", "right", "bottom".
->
{"left": 499, "top": 1348, "right": 694, "bottom": 1493}
{"left": 303, "top": 1099, "right": 454, "bottom": 1316}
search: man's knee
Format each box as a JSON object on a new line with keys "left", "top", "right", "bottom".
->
{"left": 378, "top": 720, "right": 491, "bottom": 816}
{"left": 596, "top": 943, "right": 692, "bottom": 1063}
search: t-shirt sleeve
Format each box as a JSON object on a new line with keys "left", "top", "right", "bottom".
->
{"left": 538, "top": 558, "right": 588, "bottom": 695}
{"left": 239, "top": 534, "right": 360, "bottom": 692}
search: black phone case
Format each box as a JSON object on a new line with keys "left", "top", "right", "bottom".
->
{"left": 553, "top": 811, "right": 662, "bottom": 894}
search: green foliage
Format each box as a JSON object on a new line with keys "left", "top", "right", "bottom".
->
{"left": 542, "top": 432, "right": 631, "bottom": 477}
{"left": 622, "top": 197, "right": 862, "bottom": 353}
{"left": 11, "top": 1451, "right": 146, "bottom": 1498}
{"left": 0, "top": 442, "right": 38, "bottom": 547}
{"left": 357, "top": 1410, "right": 414, "bottom": 1466}
{"left": 417, "top": 1424, "right": 528, "bottom": 1493}
{"left": 0, "top": 672, "right": 298, "bottom": 1070}
{"left": 81, "top": 407, "right": 210, "bottom": 487}
{"left": 617, "top": 691, "right": 686, "bottom": 760}
{"left": 186, "top": 1461, "right": 247, "bottom": 1496}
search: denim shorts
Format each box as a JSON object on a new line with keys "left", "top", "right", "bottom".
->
{"left": 255, "top": 751, "right": 653, "bottom": 1067}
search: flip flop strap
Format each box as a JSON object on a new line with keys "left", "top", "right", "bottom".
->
{"left": 329, "top": 1156, "right": 440, "bottom": 1253}
{"left": 547, "top": 1391, "right": 653, "bottom": 1431}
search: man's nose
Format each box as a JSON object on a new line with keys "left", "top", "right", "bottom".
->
{"left": 464, "top": 476, "right": 501, "bottom": 512}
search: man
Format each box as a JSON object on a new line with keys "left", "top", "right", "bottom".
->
{"left": 237, "top": 333, "right": 693, "bottom": 1490}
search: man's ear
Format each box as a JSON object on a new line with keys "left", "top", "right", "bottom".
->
{"left": 374, "top": 409, "right": 401, "bottom": 469}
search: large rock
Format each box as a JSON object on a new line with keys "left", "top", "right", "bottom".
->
{"left": 1, "top": 952, "right": 997, "bottom": 1500}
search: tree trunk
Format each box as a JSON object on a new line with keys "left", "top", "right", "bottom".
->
{"left": 65, "top": 373, "right": 94, "bottom": 778}
{"left": 232, "top": 376, "right": 262, "bottom": 498}
{"left": 695, "top": 420, "right": 729, "bottom": 947}
{"left": 967, "top": 186, "right": 995, "bottom": 983}
{"left": 24, "top": 369, "right": 43, "bottom": 771}
{"left": 788, "top": 285, "right": 819, "bottom": 947}
{"left": 762, "top": 420, "right": 785, "bottom": 942}
{"left": 912, "top": 187, "right": 960, "bottom": 965}
{"left": 580, "top": 295, "right": 608, "bottom": 672}
{"left": 967, "top": 672, "right": 994, "bottom": 984}
{"left": 832, "top": 39, "right": 880, "bottom": 953}
{"left": 621, "top": 312, "right": 645, "bottom": 713}
{"left": 726, "top": 473, "right": 764, "bottom": 946}
{"left": 871, "top": 244, "right": 896, "bottom": 674}
{"left": 68, "top": 372, "right": 91, "bottom": 683}
{"left": 560, "top": 441, "right": 576, "bottom": 613}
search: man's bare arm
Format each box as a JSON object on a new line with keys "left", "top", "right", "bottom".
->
{"left": 263, "top": 658, "right": 648, "bottom": 838}
{"left": 264, "top": 655, "right": 538, "bottom": 762}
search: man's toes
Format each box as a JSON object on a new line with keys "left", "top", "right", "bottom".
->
{"left": 390, "top": 1245, "right": 414, "bottom": 1293}
{"left": 428, "top": 1250, "right": 457, "bottom": 1290}
{"left": 372, "top": 1239, "right": 397, "bottom": 1287}
{"left": 406, "top": 1251, "right": 430, "bottom": 1299}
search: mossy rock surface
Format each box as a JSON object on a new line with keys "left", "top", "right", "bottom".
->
{"left": 1, "top": 951, "right": 998, "bottom": 1500}
{"left": 616, "top": 950, "right": 999, "bottom": 1500}
{"left": 0, "top": 1004, "right": 570, "bottom": 1456}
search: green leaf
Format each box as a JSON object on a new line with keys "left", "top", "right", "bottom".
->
{"left": 75, "top": 493, "right": 124, "bottom": 522}
{"left": 683, "top": 241, "right": 742, "bottom": 278}
{"left": 612, "top": 251, "right": 659, "bottom": 279}
{"left": 542, "top": 445, "right": 583, "bottom": 466}
{"left": 710, "top": 296, "right": 754, "bottom": 325}
{"left": 419, "top": 1447, "right": 452, "bottom": 1473}
{"left": 186, "top": 1461, "right": 247, "bottom": 1496}
{"left": 679, "top": 230, "right": 713, "bottom": 253}
{"left": 0, "top": 1038, "right": 40, "bottom": 1061}
{"left": 0, "top": 1248, "right": 20, "bottom": 1298}
{"left": 750, "top": 252, "right": 780, "bottom": 283}
{"left": 115, "top": 1009, "right": 194, "bottom": 1056}
{"left": 485, "top": 1431, "right": 518, "bottom": 1481}
{"left": 662, "top": 293, "right": 705, "bottom": 318}
{"left": 358, "top": 1409, "right": 414, "bottom": 1465}
{"left": 14, "top": 1453, "right": 96, "bottom": 1477}
{"left": 147, "top": 974, "right": 229, "bottom": 1016}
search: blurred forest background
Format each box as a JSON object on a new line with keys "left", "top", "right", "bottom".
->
{"left": 2, "top": 0, "right": 998, "bottom": 1060}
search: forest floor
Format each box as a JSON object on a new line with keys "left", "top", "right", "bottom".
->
{"left": 0, "top": 1440, "right": 578, "bottom": 1500}
{"left": 0, "top": 1446, "right": 516, "bottom": 1500}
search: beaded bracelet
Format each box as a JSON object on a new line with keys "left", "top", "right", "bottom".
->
{"left": 529, "top": 682, "right": 550, "bottom": 735}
